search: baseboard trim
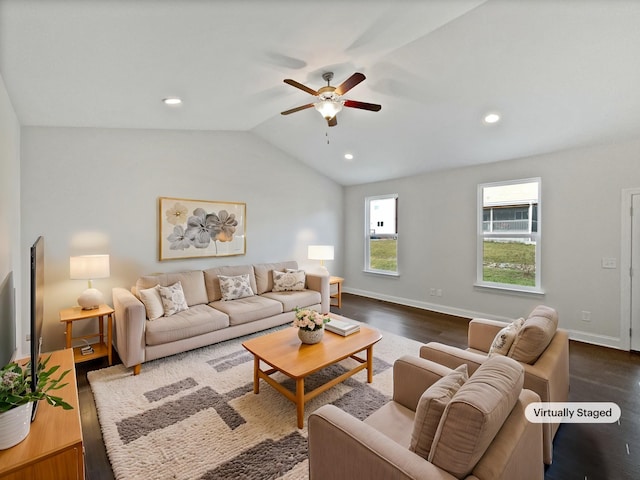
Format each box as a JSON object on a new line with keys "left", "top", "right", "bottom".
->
{"left": 565, "top": 330, "right": 624, "bottom": 350}
{"left": 342, "top": 287, "right": 626, "bottom": 350}
{"left": 342, "top": 287, "right": 512, "bottom": 322}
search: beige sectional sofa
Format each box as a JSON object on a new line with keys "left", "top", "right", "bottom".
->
{"left": 112, "top": 261, "right": 329, "bottom": 375}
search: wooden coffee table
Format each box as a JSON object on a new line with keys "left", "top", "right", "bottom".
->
{"left": 242, "top": 322, "right": 382, "bottom": 428}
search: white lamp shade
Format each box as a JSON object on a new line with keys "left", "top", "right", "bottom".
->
{"left": 70, "top": 255, "right": 110, "bottom": 309}
{"left": 70, "top": 255, "right": 110, "bottom": 280}
{"left": 308, "top": 245, "right": 334, "bottom": 261}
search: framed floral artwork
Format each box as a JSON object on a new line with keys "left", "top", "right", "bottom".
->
{"left": 159, "top": 197, "right": 246, "bottom": 260}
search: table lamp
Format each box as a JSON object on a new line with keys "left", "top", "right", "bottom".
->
{"left": 308, "top": 245, "right": 334, "bottom": 275}
{"left": 70, "top": 254, "right": 110, "bottom": 309}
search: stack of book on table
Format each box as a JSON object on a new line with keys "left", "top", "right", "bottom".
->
{"left": 326, "top": 317, "right": 360, "bottom": 336}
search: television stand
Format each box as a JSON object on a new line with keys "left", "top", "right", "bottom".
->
{"left": 0, "top": 348, "right": 84, "bottom": 479}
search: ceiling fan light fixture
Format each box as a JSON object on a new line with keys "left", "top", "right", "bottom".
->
{"left": 314, "top": 99, "right": 343, "bottom": 120}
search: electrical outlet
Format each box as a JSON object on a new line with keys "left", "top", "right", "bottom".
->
{"left": 601, "top": 258, "right": 617, "bottom": 269}
{"left": 581, "top": 311, "right": 591, "bottom": 323}
{"left": 25, "top": 334, "right": 31, "bottom": 341}
{"left": 436, "top": 289, "right": 443, "bottom": 297}
{"left": 430, "top": 288, "right": 436, "bottom": 296}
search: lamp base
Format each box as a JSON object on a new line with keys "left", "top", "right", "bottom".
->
{"left": 78, "top": 288, "right": 104, "bottom": 310}
{"left": 313, "top": 265, "right": 330, "bottom": 276}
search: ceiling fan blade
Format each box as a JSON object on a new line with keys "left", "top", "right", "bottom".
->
{"left": 281, "top": 103, "right": 314, "bottom": 115}
{"left": 335, "top": 72, "right": 366, "bottom": 95}
{"left": 328, "top": 116, "right": 338, "bottom": 127}
{"left": 284, "top": 79, "right": 319, "bottom": 96}
{"left": 344, "top": 100, "right": 382, "bottom": 112}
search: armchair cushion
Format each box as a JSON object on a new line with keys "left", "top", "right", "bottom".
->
{"left": 410, "top": 364, "right": 468, "bottom": 458}
{"left": 428, "top": 356, "right": 524, "bottom": 479}
{"left": 508, "top": 305, "right": 558, "bottom": 364}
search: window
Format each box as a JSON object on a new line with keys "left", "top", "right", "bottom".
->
{"left": 365, "top": 194, "right": 398, "bottom": 275}
{"left": 477, "top": 178, "right": 541, "bottom": 292}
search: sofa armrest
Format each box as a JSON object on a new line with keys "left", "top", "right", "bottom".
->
{"left": 112, "top": 287, "right": 146, "bottom": 371}
{"left": 467, "top": 318, "right": 509, "bottom": 352}
{"left": 309, "top": 405, "right": 458, "bottom": 480}
{"left": 419, "top": 343, "right": 486, "bottom": 376}
{"left": 305, "top": 272, "right": 330, "bottom": 314}
{"left": 392, "top": 356, "right": 453, "bottom": 411}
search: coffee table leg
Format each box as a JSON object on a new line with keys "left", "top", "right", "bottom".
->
{"left": 296, "top": 377, "right": 304, "bottom": 429}
{"left": 253, "top": 356, "right": 260, "bottom": 394}
{"left": 366, "top": 345, "right": 374, "bottom": 383}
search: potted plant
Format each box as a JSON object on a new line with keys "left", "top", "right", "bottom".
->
{"left": 292, "top": 307, "right": 330, "bottom": 344}
{"left": 0, "top": 355, "right": 73, "bottom": 449}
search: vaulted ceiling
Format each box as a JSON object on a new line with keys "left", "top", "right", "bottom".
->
{"left": 2, "top": 0, "right": 640, "bottom": 185}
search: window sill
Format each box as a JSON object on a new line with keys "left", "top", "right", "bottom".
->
{"left": 363, "top": 269, "right": 400, "bottom": 278}
{"left": 474, "top": 282, "right": 545, "bottom": 296}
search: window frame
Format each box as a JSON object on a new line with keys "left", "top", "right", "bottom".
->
{"left": 476, "top": 178, "right": 543, "bottom": 294}
{"left": 364, "top": 193, "right": 399, "bottom": 276}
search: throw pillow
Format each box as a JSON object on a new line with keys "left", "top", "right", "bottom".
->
{"left": 272, "top": 269, "right": 306, "bottom": 292}
{"left": 157, "top": 281, "right": 189, "bottom": 316}
{"left": 508, "top": 305, "right": 558, "bottom": 364}
{"left": 488, "top": 318, "right": 525, "bottom": 357}
{"left": 139, "top": 285, "right": 164, "bottom": 321}
{"left": 218, "top": 274, "right": 254, "bottom": 301}
{"left": 409, "top": 364, "right": 468, "bottom": 459}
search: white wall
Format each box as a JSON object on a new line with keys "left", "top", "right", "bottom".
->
{"left": 0, "top": 74, "right": 21, "bottom": 358}
{"left": 344, "top": 138, "right": 640, "bottom": 349}
{"left": 21, "top": 127, "right": 343, "bottom": 353}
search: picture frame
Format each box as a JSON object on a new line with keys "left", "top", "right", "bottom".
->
{"left": 158, "top": 197, "right": 246, "bottom": 261}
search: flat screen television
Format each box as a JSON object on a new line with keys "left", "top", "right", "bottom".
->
{"left": 0, "top": 270, "right": 16, "bottom": 367}
{"left": 30, "top": 235, "right": 44, "bottom": 421}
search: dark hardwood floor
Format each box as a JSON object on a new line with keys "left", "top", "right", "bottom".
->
{"left": 75, "top": 293, "right": 640, "bottom": 480}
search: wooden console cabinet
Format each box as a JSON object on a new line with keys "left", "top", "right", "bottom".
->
{"left": 0, "top": 349, "right": 84, "bottom": 480}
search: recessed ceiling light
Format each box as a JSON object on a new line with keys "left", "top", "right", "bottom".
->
{"left": 483, "top": 112, "right": 501, "bottom": 124}
{"left": 344, "top": 153, "right": 354, "bottom": 160}
{"left": 163, "top": 97, "right": 183, "bottom": 106}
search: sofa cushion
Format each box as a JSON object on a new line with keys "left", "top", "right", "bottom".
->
{"left": 488, "top": 318, "right": 525, "bottom": 357}
{"left": 272, "top": 270, "right": 305, "bottom": 292}
{"left": 218, "top": 274, "right": 254, "bottom": 301}
{"left": 139, "top": 285, "right": 164, "bottom": 321}
{"left": 210, "top": 295, "right": 283, "bottom": 326}
{"left": 410, "top": 364, "right": 468, "bottom": 459}
{"left": 261, "top": 289, "right": 322, "bottom": 312}
{"left": 428, "top": 356, "right": 524, "bottom": 479}
{"left": 158, "top": 282, "right": 189, "bottom": 316}
{"left": 508, "top": 305, "right": 558, "bottom": 364}
{"left": 136, "top": 270, "right": 208, "bottom": 307}
{"left": 253, "top": 261, "right": 298, "bottom": 294}
{"left": 145, "top": 304, "right": 230, "bottom": 346}
{"left": 203, "top": 265, "right": 257, "bottom": 302}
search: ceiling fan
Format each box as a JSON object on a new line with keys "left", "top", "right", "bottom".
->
{"left": 281, "top": 72, "right": 382, "bottom": 127}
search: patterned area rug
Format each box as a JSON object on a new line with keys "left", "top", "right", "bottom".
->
{"left": 88, "top": 325, "right": 423, "bottom": 480}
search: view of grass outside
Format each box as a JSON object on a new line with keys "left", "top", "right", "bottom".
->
{"left": 483, "top": 240, "right": 535, "bottom": 286}
{"left": 369, "top": 238, "right": 397, "bottom": 272}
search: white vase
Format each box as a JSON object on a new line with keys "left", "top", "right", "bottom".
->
{"left": 0, "top": 402, "right": 32, "bottom": 450}
{"left": 298, "top": 327, "right": 324, "bottom": 345}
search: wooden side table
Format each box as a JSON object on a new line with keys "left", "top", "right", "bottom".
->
{"left": 59, "top": 304, "right": 114, "bottom": 365}
{"left": 329, "top": 276, "right": 344, "bottom": 309}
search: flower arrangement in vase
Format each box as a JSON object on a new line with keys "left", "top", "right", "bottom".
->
{"left": 0, "top": 355, "right": 73, "bottom": 449}
{"left": 292, "top": 307, "right": 331, "bottom": 344}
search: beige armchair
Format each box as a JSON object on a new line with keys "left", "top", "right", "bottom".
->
{"left": 308, "top": 355, "right": 543, "bottom": 480}
{"left": 419, "top": 305, "right": 569, "bottom": 465}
